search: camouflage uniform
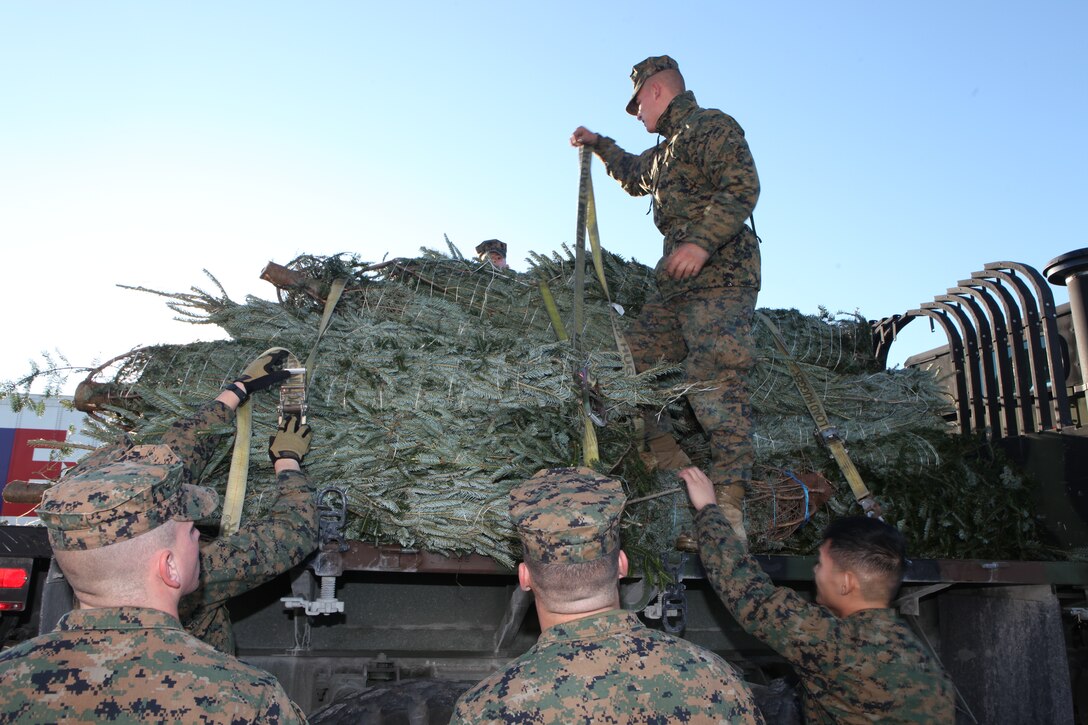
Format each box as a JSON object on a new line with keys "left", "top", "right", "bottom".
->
{"left": 169, "top": 401, "right": 318, "bottom": 653}
{"left": 37, "top": 400, "right": 318, "bottom": 652}
{"left": 0, "top": 607, "right": 306, "bottom": 723}
{"left": 451, "top": 467, "right": 763, "bottom": 724}
{"left": 0, "top": 413, "right": 307, "bottom": 723}
{"left": 591, "top": 59, "right": 760, "bottom": 503}
{"left": 695, "top": 504, "right": 955, "bottom": 723}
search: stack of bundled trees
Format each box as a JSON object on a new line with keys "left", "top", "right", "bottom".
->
{"left": 4, "top": 243, "right": 1045, "bottom": 565}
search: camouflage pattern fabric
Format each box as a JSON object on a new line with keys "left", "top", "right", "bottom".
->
{"left": 626, "top": 55, "right": 680, "bottom": 115}
{"left": 627, "top": 286, "right": 757, "bottom": 491}
{"left": 158, "top": 400, "right": 240, "bottom": 486}
{"left": 475, "top": 239, "right": 507, "bottom": 258}
{"left": 451, "top": 608, "right": 764, "bottom": 724}
{"left": 592, "top": 90, "right": 761, "bottom": 303}
{"left": 181, "top": 466, "right": 317, "bottom": 652}
{"left": 37, "top": 443, "right": 218, "bottom": 551}
{"left": 42, "top": 401, "right": 318, "bottom": 653}
{"left": 0, "top": 606, "right": 306, "bottom": 723}
{"left": 164, "top": 401, "right": 319, "bottom": 653}
{"left": 509, "top": 467, "right": 625, "bottom": 564}
{"left": 592, "top": 90, "right": 760, "bottom": 492}
{"left": 694, "top": 505, "right": 955, "bottom": 723}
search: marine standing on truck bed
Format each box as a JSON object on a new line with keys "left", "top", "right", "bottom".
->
{"left": 571, "top": 54, "right": 761, "bottom": 536}
{"left": 0, "top": 401, "right": 312, "bottom": 721}
{"left": 680, "top": 466, "right": 955, "bottom": 723}
{"left": 451, "top": 467, "right": 763, "bottom": 724}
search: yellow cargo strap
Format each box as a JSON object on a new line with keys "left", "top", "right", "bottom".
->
{"left": 572, "top": 149, "right": 591, "bottom": 351}
{"left": 538, "top": 280, "right": 569, "bottom": 342}
{"left": 561, "top": 148, "right": 642, "bottom": 466}
{"left": 220, "top": 277, "right": 348, "bottom": 536}
{"left": 303, "top": 277, "right": 348, "bottom": 389}
{"left": 573, "top": 149, "right": 598, "bottom": 465}
{"left": 583, "top": 155, "right": 638, "bottom": 380}
{"left": 755, "top": 311, "right": 883, "bottom": 519}
{"left": 221, "top": 389, "right": 254, "bottom": 536}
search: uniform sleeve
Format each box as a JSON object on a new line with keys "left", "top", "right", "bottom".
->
{"left": 184, "top": 468, "right": 318, "bottom": 611}
{"left": 592, "top": 136, "right": 656, "bottom": 197}
{"left": 449, "top": 697, "right": 474, "bottom": 725}
{"left": 258, "top": 686, "right": 309, "bottom": 724}
{"left": 160, "top": 400, "right": 235, "bottom": 484}
{"left": 450, "top": 682, "right": 497, "bottom": 725}
{"left": 682, "top": 117, "right": 760, "bottom": 254}
{"left": 695, "top": 504, "right": 843, "bottom": 677}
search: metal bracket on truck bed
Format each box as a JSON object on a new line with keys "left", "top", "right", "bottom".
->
{"left": 282, "top": 486, "right": 348, "bottom": 617}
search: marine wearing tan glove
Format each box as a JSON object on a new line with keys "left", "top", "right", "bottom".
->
{"left": 268, "top": 415, "right": 312, "bottom": 464}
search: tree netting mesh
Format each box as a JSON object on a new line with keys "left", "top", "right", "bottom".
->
{"left": 2, "top": 244, "right": 1049, "bottom": 568}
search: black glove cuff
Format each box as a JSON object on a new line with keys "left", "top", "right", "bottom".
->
{"left": 223, "top": 382, "right": 250, "bottom": 406}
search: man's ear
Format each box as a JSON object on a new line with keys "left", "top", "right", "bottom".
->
{"left": 617, "top": 550, "right": 629, "bottom": 579}
{"left": 841, "top": 569, "right": 860, "bottom": 598}
{"left": 518, "top": 562, "right": 532, "bottom": 592}
{"left": 158, "top": 549, "right": 182, "bottom": 590}
{"left": 647, "top": 79, "right": 661, "bottom": 105}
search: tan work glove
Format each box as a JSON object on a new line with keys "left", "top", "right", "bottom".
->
{"left": 235, "top": 348, "right": 292, "bottom": 394}
{"left": 268, "top": 415, "right": 312, "bottom": 463}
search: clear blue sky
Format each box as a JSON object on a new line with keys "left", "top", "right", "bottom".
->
{"left": 2, "top": 1, "right": 1085, "bottom": 390}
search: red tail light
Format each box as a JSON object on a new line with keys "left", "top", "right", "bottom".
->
{"left": 1, "top": 567, "right": 30, "bottom": 589}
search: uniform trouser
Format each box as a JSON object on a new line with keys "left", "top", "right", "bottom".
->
{"left": 626, "top": 286, "right": 758, "bottom": 506}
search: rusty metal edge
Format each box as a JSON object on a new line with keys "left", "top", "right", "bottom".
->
{"left": 336, "top": 541, "right": 1088, "bottom": 586}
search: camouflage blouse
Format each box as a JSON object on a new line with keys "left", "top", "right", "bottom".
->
{"left": 63, "top": 400, "right": 319, "bottom": 654}
{"left": 0, "top": 607, "right": 306, "bottom": 723}
{"left": 451, "top": 607, "right": 764, "bottom": 724}
{"left": 695, "top": 505, "right": 955, "bottom": 723}
{"left": 592, "top": 91, "right": 761, "bottom": 302}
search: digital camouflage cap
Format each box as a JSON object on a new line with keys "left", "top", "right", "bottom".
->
{"left": 38, "top": 444, "right": 219, "bottom": 551}
{"left": 475, "top": 239, "right": 507, "bottom": 259}
{"left": 626, "top": 54, "right": 680, "bottom": 115}
{"left": 509, "top": 467, "right": 625, "bottom": 564}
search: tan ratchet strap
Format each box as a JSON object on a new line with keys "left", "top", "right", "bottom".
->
{"left": 303, "top": 277, "right": 348, "bottom": 389}
{"left": 573, "top": 148, "right": 599, "bottom": 464}
{"left": 221, "top": 277, "right": 348, "bottom": 535}
{"left": 583, "top": 156, "right": 637, "bottom": 379}
{"left": 221, "top": 388, "right": 254, "bottom": 536}
{"left": 539, "top": 280, "right": 569, "bottom": 342}
{"left": 572, "top": 148, "right": 591, "bottom": 351}
{"left": 581, "top": 150, "right": 641, "bottom": 443}
{"left": 562, "top": 149, "right": 644, "bottom": 465}
{"left": 755, "top": 311, "right": 883, "bottom": 519}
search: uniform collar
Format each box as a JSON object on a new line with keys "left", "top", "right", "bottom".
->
{"left": 57, "top": 606, "right": 184, "bottom": 632}
{"left": 844, "top": 606, "right": 899, "bottom": 621}
{"left": 537, "top": 608, "right": 640, "bottom": 645}
{"left": 656, "top": 90, "right": 699, "bottom": 137}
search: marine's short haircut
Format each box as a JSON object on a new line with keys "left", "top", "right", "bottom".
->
{"left": 55, "top": 518, "right": 181, "bottom": 600}
{"left": 821, "top": 516, "right": 907, "bottom": 603}
{"left": 655, "top": 68, "right": 686, "bottom": 94}
{"left": 522, "top": 544, "right": 619, "bottom": 613}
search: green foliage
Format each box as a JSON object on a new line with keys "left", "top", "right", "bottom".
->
{"left": 1, "top": 351, "right": 78, "bottom": 413}
{"left": 0, "top": 246, "right": 1054, "bottom": 565}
